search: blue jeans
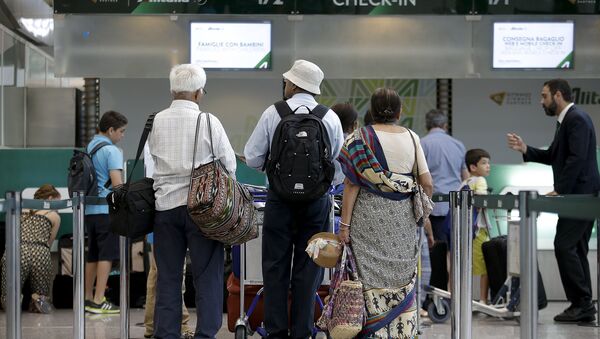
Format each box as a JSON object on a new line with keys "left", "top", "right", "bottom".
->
{"left": 154, "top": 206, "right": 224, "bottom": 339}
{"left": 262, "top": 191, "right": 330, "bottom": 339}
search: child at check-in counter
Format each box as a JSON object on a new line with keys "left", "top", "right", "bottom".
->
{"left": 462, "top": 148, "right": 492, "bottom": 304}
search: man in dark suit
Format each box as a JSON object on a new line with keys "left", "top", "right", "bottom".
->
{"left": 507, "top": 79, "right": 600, "bottom": 323}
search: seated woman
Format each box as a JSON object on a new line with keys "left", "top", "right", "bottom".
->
{"left": 1, "top": 184, "right": 61, "bottom": 313}
{"left": 338, "top": 88, "right": 433, "bottom": 338}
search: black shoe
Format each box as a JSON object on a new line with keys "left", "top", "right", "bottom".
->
{"left": 554, "top": 303, "right": 596, "bottom": 323}
{"left": 84, "top": 298, "right": 120, "bottom": 314}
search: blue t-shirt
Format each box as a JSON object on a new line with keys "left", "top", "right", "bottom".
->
{"left": 85, "top": 135, "right": 123, "bottom": 215}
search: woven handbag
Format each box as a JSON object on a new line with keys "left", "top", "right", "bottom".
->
{"left": 187, "top": 113, "right": 258, "bottom": 245}
{"left": 318, "top": 245, "right": 364, "bottom": 339}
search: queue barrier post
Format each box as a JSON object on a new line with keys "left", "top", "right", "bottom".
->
{"left": 5, "top": 191, "right": 21, "bottom": 339}
{"left": 72, "top": 192, "right": 86, "bottom": 339}
{"left": 519, "top": 191, "right": 538, "bottom": 339}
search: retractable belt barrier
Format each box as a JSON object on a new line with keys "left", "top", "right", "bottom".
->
{"left": 3, "top": 192, "right": 132, "bottom": 339}
{"left": 4, "top": 190, "right": 600, "bottom": 339}
{"left": 433, "top": 191, "right": 600, "bottom": 339}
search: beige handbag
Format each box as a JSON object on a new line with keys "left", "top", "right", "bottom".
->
{"left": 317, "top": 246, "right": 364, "bottom": 338}
{"left": 407, "top": 130, "right": 434, "bottom": 223}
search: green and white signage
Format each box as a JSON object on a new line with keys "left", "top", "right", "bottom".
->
{"left": 54, "top": 0, "right": 600, "bottom": 15}
{"left": 493, "top": 22, "right": 575, "bottom": 69}
{"left": 190, "top": 22, "right": 271, "bottom": 70}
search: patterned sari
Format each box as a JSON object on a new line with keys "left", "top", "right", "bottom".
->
{"left": 338, "top": 126, "right": 415, "bottom": 200}
{"left": 338, "top": 126, "right": 419, "bottom": 338}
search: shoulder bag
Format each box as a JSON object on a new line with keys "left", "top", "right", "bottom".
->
{"left": 187, "top": 113, "right": 258, "bottom": 245}
{"left": 407, "top": 129, "right": 434, "bottom": 224}
{"left": 317, "top": 245, "right": 365, "bottom": 339}
{"left": 107, "top": 113, "right": 157, "bottom": 239}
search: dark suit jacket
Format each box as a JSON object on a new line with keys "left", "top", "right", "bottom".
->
{"left": 524, "top": 105, "right": 600, "bottom": 194}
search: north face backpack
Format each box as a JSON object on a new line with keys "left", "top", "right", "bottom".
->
{"left": 266, "top": 101, "right": 335, "bottom": 202}
{"left": 67, "top": 142, "right": 110, "bottom": 198}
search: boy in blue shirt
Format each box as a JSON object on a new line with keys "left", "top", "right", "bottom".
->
{"left": 84, "top": 110, "right": 127, "bottom": 314}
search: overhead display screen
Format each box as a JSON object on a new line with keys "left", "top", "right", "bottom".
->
{"left": 190, "top": 21, "right": 272, "bottom": 70}
{"left": 493, "top": 22, "right": 574, "bottom": 69}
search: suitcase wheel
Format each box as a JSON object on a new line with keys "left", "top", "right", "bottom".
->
{"left": 235, "top": 325, "right": 247, "bottom": 339}
{"left": 427, "top": 298, "right": 451, "bottom": 324}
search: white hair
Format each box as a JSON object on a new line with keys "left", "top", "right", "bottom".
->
{"left": 169, "top": 64, "right": 206, "bottom": 93}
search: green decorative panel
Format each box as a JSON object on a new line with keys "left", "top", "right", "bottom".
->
{"left": 319, "top": 79, "right": 436, "bottom": 135}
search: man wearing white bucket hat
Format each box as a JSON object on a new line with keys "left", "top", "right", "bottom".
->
{"left": 245, "top": 59, "right": 344, "bottom": 339}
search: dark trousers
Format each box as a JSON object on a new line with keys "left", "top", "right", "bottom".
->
{"left": 430, "top": 215, "right": 449, "bottom": 244}
{"left": 154, "top": 206, "right": 224, "bottom": 339}
{"left": 428, "top": 216, "right": 449, "bottom": 291}
{"left": 262, "top": 191, "right": 330, "bottom": 339}
{"left": 554, "top": 217, "right": 595, "bottom": 307}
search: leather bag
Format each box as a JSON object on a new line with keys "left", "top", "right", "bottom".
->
{"left": 107, "top": 114, "right": 156, "bottom": 239}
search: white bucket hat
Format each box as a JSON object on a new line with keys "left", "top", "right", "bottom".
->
{"left": 283, "top": 60, "right": 324, "bottom": 95}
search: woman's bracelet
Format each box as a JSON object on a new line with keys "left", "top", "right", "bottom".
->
{"left": 339, "top": 221, "right": 351, "bottom": 228}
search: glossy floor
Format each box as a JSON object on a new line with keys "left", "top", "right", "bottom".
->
{"left": 0, "top": 302, "right": 599, "bottom": 338}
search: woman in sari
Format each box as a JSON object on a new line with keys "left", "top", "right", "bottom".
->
{"left": 338, "top": 88, "right": 433, "bottom": 338}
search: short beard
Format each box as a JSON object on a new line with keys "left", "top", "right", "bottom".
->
{"left": 543, "top": 100, "right": 557, "bottom": 116}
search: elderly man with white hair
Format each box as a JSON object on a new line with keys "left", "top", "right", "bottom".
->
{"left": 148, "top": 64, "right": 236, "bottom": 339}
{"left": 245, "top": 59, "right": 343, "bottom": 339}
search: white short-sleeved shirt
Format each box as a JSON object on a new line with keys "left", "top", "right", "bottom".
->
{"left": 148, "top": 100, "right": 236, "bottom": 211}
{"left": 374, "top": 129, "right": 429, "bottom": 176}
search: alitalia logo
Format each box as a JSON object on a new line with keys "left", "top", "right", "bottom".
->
{"left": 136, "top": 0, "right": 209, "bottom": 3}
{"left": 572, "top": 88, "right": 600, "bottom": 105}
{"left": 137, "top": 0, "right": 194, "bottom": 2}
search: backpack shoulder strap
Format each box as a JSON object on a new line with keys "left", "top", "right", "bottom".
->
{"left": 310, "top": 104, "right": 329, "bottom": 120}
{"left": 87, "top": 141, "right": 113, "bottom": 189}
{"left": 274, "top": 100, "right": 293, "bottom": 119}
{"left": 89, "top": 141, "right": 110, "bottom": 157}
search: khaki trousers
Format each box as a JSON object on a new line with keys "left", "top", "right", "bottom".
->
{"left": 144, "top": 246, "right": 192, "bottom": 337}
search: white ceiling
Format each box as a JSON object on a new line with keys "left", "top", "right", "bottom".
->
{"left": 4, "top": 0, "right": 54, "bottom": 46}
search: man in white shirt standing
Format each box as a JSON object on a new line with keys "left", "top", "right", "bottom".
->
{"left": 148, "top": 64, "right": 236, "bottom": 339}
{"left": 244, "top": 60, "right": 343, "bottom": 339}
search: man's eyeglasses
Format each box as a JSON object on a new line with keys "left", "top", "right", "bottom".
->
{"left": 200, "top": 88, "right": 207, "bottom": 95}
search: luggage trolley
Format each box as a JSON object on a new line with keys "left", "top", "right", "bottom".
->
{"left": 230, "top": 184, "right": 336, "bottom": 339}
{"left": 424, "top": 209, "right": 529, "bottom": 323}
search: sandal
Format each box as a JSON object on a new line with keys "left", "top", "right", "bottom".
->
{"left": 31, "top": 293, "right": 54, "bottom": 314}
{"left": 181, "top": 329, "right": 195, "bottom": 339}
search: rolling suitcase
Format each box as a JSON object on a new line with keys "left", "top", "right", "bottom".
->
{"left": 482, "top": 235, "right": 507, "bottom": 299}
{"left": 482, "top": 235, "right": 547, "bottom": 309}
{"left": 428, "top": 242, "right": 449, "bottom": 291}
{"left": 52, "top": 234, "right": 74, "bottom": 308}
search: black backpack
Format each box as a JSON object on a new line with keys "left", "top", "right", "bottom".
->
{"left": 266, "top": 101, "right": 334, "bottom": 202}
{"left": 67, "top": 142, "right": 110, "bottom": 198}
